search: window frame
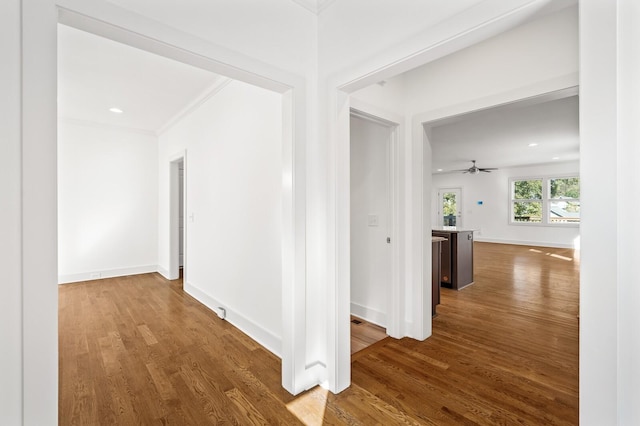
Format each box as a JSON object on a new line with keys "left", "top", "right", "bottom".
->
{"left": 509, "top": 175, "right": 580, "bottom": 227}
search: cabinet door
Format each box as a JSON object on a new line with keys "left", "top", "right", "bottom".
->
{"left": 433, "top": 232, "right": 451, "bottom": 284}
{"left": 431, "top": 241, "right": 441, "bottom": 316}
{"left": 454, "top": 231, "right": 474, "bottom": 287}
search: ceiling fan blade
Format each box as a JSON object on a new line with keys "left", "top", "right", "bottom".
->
{"left": 479, "top": 167, "right": 498, "bottom": 171}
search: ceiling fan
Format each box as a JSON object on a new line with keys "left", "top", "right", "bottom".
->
{"left": 455, "top": 160, "right": 498, "bottom": 174}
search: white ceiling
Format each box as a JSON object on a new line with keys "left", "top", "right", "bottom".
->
{"left": 58, "top": 24, "right": 222, "bottom": 133}
{"left": 58, "top": 0, "right": 580, "bottom": 165}
{"left": 428, "top": 95, "right": 579, "bottom": 173}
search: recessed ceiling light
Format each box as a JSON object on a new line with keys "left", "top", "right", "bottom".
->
{"left": 437, "top": 168, "right": 443, "bottom": 172}
{"left": 552, "top": 156, "right": 560, "bottom": 160}
{"left": 109, "top": 107, "right": 123, "bottom": 114}
{"left": 528, "top": 143, "right": 538, "bottom": 147}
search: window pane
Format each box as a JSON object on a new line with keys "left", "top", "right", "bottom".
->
{"left": 442, "top": 192, "right": 456, "bottom": 216}
{"left": 549, "top": 200, "right": 581, "bottom": 223}
{"left": 442, "top": 191, "right": 457, "bottom": 226}
{"left": 513, "top": 201, "right": 542, "bottom": 223}
{"left": 514, "top": 179, "right": 542, "bottom": 199}
{"left": 550, "top": 177, "right": 580, "bottom": 199}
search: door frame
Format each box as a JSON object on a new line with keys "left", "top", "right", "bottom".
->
{"left": 349, "top": 108, "right": 402, "bottom": 339}
{"left": 437, "top": 187, "right": 463, "bottom": 227}
{"left": 169, "top": 151, "right": 186, "bottom": 281}
{"left": 57, "top": 6, "right": 308, "bottom": 395}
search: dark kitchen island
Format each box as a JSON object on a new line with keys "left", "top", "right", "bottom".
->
{"left": 432, "top": 227, "right": 475, "bottom": 290}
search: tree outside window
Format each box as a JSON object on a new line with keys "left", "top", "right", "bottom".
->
{"left": 512, "top": 179, "right": 542, "bottom": 223}
{"left": 511, "top": 176, "right": 580, "bottom": 225}
{"left": 549, "top": 177, "right": 580, "bottom": 223}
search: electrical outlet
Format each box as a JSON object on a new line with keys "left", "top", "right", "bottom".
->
{"left": 90, "top": 272, "right": 101, "bottom": 280}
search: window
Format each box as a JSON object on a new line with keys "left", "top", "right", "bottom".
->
{"left": 512, "top": 179, "right": 542, "bottom": 223}
{"left": 511, "top": 176, "right": 580, "bottom": 225}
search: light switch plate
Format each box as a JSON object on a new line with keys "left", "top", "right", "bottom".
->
{"left": 368, "top": 214, "right": 379, "bottom": 227}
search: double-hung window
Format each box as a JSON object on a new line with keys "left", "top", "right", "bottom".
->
{"left": 548, "top": 177, "right": 580, "bottom": 224}
{"left": 510, "top": 176, "right": 580, "bottom": 225}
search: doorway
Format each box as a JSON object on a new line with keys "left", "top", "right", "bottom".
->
{"left": 438, "top": 187, "right": 463, "bottom": 227}
{"left": 349, "top": 112, "right": 393, "bottom": 354}
{"left": 169, "top": 154, "right": 185, "bottom": 281}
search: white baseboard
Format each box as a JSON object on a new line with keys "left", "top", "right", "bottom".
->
{"left": 184, "top": 281, "right": 282, "bottom": 359}
{"left": 403, "top": 320, "right": 414, "bottom": 338}
{"left": 58, "top": 264, "right": 158, "bottom": 284}
{"left": 156, "top": 266, "right": 171, "bottom": 280}
{"left": 350, "top": 302, "right": 386, "bottom": 328}
{"left": 300, "top": 361, "right": 327, "bottom": 393}
{"left": 474, "top": 237, "right": 577, "bottom": 249}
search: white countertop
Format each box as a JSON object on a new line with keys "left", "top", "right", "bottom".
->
{"left": 432, "top": 226, "right": 476, "bottom": 233}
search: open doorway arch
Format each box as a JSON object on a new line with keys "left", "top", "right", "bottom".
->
{"left": 327, "top": 4, "right": 582, "bottom": 394}
{"left": 56, "top": 7, "right": 308, "bottom": 396}
{"left": 168, "top": 151, "right": 186, "bottom": 281}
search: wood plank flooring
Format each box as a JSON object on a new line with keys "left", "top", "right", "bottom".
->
{"left": 351, "top": 316, "right": 387, "bottom": 355}
{"left": 59, "top": 242, "right": 579, "bottom": 425}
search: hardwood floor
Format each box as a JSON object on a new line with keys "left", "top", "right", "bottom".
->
{"left": 59, "top": 242, "right": 579, "bottom": 425}
{"left": 351, "top": 316, "right": 387, "bottom": 355}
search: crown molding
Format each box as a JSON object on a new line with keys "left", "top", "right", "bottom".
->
{"left": 291, "top": 0, "right": 336, "bottom": 15}
{"left": 156, "top": 76, "right": 233, "bottom": 135}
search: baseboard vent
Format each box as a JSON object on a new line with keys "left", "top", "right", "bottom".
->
{"left": 216, "top": 307, "right": 226, "bottom": 320}
{"left": 351, "top": 319, "right": 362, "bottom": 325}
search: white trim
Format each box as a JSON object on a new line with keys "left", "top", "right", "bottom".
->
{"left": 416, "top": 74, "right": 579, "bottom": 127}
{"left": 58, "top": 265, "right": 159, "bottom": 284}
{"left": 56, "top": 2, "right": 306, "bottom": 395}
{"left": 509, "top": 175, "right": 580, "bottom": 226}
{"left": 329, "top": 2, "right": 572, "bottom": 393}
{"left": 336, "top": 2, "right": 573, "bottom": 93}
{"left": 474, "top": 237, "right": 577, "bottom": 250}
{"left": 56, "top": 3, "right": 295, "bottom": 93}
{"left": 184, "top": 281, "right": 282, "bottom": 358}
{"left": 157, "top": 78, "right": 232, "bottom": 135}
{"left": 348, "top": 106, "right": 403, "bottom": 339}
{"left": 437, "top": 187, "right": 463, "bottom": 228}
{"left": 290, "top": 0, "right": 336, "bottom": 15}
{"left": 157, "top": 265, "right": 170, "bottom": 279}
{"left": 168, "top": 152, "right": 187, "bottom": 281}
{"left": 350, "top": 303, "right": 386, "bottom": 328}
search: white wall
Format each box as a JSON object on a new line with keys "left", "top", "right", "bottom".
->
{"left": 1, "top": 1, "right": 24, "bottom": 423}
{"left": 402, "top": 5, "right": 578, "bottom": 116}
{"left": 9, "top": 1, "right": 640, "bottom": 420}
{"left": 351, "top": 77, "right": 407, "bottom": 118}
{"left": 158, "top": 80, "right": 283, "bottom": 356}
{"left": 103, "top": 0, "right": 317, "bottom": 77}
{"left": 351, "top": 5, "right": 578, "bottom": 120}
{"left": 580, "top": 0, "right": 640, "bottom": 423}
{"left": 4, "top": 0, "right": 58, "bottom": 424}
{"left": 617, "top": 1, "right": 640, "bottom": 423}
{"left": 432, "top": 162, "right": 580, "bottom": 248}
{"left": 57, "top": 121, "right": 159, "bottom": 283}
{"left": 350, "top": 115, "right": 391, "bottom": 327}
{"left": 337, "top": 4, "right": 580, "bottom": 391}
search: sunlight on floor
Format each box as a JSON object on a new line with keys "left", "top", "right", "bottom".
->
{"left": 286, "top": 386, "right": 329, "bottom": 425}
{"left": 549, "top": 253, "right": 573, "bottom": 261}
{"left": 528, "top": 248, "right": 574, "bottom": 261}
